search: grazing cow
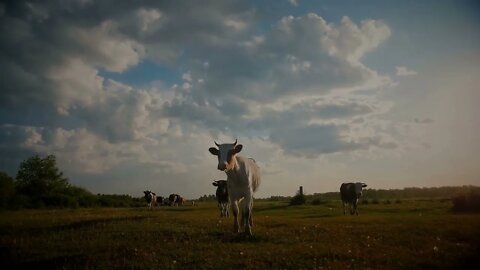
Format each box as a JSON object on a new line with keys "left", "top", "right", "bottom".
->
{"left": 156, "top": 196, "right": 164, "bottom": 206}
{"left": 162, "top": 197, "right": 170, "bottom": 206}
{"left": 340, "top": 182, "right": 367, "bottom": 215}
{"left": 179, "top": 197, "right": 186, "bottom": 206}
{"left": 168, "top": 194, "right": 183, "bottom": 206}
{"left": 209, "top": 139, "right": 261, "bottom": 236}
{"left": 144, "top": 190, "right": 157, "bottom": 210}
{"left": 212, "top": 180, "right": 229, "bottom": 217}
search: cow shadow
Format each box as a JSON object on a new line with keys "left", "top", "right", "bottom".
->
{"left": 301, "top": 213, "right": 337, "bottom": 219}
{"left": 209, "top": 231, "right": 264, "bottom": 243}
{"left": 163, "top": 207, "right": 195, "bottom": 212}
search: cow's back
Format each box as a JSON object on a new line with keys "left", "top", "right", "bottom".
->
{"left": 236, "top": 156, "right": 261, "bottom": 193}
{"left": 340, "top": 183, "right": 355, "bottom": 202}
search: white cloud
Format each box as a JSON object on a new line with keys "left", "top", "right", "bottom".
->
{"left": 69, "top": 21, "right": 145, "bottom": 72}
{"left": 224, "top": 17, "right": 247, "bottom": 31}
{"left": 414, "top": 118, "right": 433, "bottom": 124}
{"left": 182, "top": 72, "right": 192, "bottom": 82}
{"left": 0, "top": 1, "right": 425, "bottom": 197}
{"left": 396, "top": 66, "right": 418, "bottom": 76}
{"left": 288, "top": 0, "right": 299, "bottom": 7}
{"left": 137, "top": 8, "right": 163, "bottom": 32}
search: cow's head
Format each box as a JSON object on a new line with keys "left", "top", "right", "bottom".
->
{"left": 355, "top": 182, "right": 367, "bottom": 197}
{"left": 212, "top": 180, "right": 228, "bottom": 193}
{"left": 209, "top": 139, "right": 243, "bottom": 171}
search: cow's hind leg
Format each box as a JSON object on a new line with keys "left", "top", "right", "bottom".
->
{"left": 249, "top": 212, "right": 253, "bottom": 228}
{"left": 241, "top": 196, "right": 253, "bottom": 236}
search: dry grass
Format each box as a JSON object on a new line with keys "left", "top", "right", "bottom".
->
{"left": 1, "top": 200, "right": 479, "bottom": 269}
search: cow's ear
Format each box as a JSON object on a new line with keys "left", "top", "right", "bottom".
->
{"left": 212, "top": 182, "right": 218, "bottom": 186}
{"left": 234, "top": 144, "right": 243, "bottom": 154}
{"left": 209, "top": 147, "right": 219, "bottom": 155}
{"left": 362, "top": 183, "right": 367, "bottom": 188}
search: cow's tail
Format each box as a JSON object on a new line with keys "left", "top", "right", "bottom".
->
{"left": 251, "top": 159, "right": 261, "bottom": 193}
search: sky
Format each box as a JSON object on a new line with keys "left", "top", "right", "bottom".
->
{"left": 1, "top": 0, "right": 479, "bottom": 199}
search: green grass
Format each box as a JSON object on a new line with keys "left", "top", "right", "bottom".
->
{"left": 1, "top": 200, "right": 479, "bottom": 269}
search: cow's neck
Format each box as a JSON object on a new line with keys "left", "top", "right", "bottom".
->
{"left": 225, "top": 155, "right": 240, "bottom": 177}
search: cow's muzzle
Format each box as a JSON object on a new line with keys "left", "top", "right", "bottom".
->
{"left": 217, "top": 164, "right": 227, "bottom": 171}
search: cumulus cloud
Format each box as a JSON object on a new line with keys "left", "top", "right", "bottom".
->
{"left": 288, "top": 0, "right": 299, "bottom": 7}
{"left": 396, "top": 66, "right": 418, "bottom": 76}
{"left": 0, "top": 0, "right": 403, "bottom": 196}
{"left": 414, "top": 118, "right": 433, "bottom": 124}
{"left": 192, "top": 13, "right": 391, "bottom": 103}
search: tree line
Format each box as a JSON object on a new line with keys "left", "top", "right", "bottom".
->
{"left": 260, "top": 185, "right": 480, "bottom": 212}
{"left": 0, "top": 155, "right": 144, "bottom": 209}
{"left": 1, "top": 154, "right": 479, "bottom": 211}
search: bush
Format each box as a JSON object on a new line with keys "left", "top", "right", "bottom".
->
{"left": 42, "top": 194, "right": 79, "bottom": 208}
{"left": 371, "top": 198, "right": 380, "bottom": 204}
{"left": 311, "top": 198, "right": 329, "bottom": 205}
{"left": 361, "top": 199, "right": 369, "bottom": 205}
{"left": 78, "top": 195, "right": 98, "bottom": 207}
{"left": 384, "top": 199, "right": 391, "bottom": 204}
{"left": 8, "top": 194, "right": 31, "bottom": 209}
{"left": 395, "top": 199, "right": 402, "bottom": 204}
{"left": 290, "top": 193, "right": 306, "bottom": 205}
{"left": 452, "top": 191, "right": 480, "bottom": 212}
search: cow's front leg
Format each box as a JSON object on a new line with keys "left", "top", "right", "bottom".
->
{"left": 353, "top": 200, "right": 358, "bottom": 216}
{"left": 231, "top": 200, "right": 239, "bottom": 233}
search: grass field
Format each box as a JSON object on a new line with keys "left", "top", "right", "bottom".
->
{"left": 1, "top": 199, "right": 479, "bottom": 269}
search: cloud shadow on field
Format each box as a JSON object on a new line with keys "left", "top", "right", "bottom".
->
{"left": 1, "top": 254, "right": 88, "bottom": 270}
{"left": 301, "top": 213, "right": 337, "bottom": 219}
{"left": 255, "top": 204, "right": 291, "bottom": 212}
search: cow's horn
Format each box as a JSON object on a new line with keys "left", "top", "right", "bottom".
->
{"left": 214, "top": 141, "right": 220, "bottom": 147}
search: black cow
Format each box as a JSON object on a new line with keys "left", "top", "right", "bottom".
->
{"left": 212, "top": 180, "right": 229, "bottom": 217}
{"left": 340, "top": 182, "right": 367, "bottom": 215}
{"left": 168, "top": 194, "right": 183, "bottom": 206}
{"left": 144, "top": 190, "right": 157, "bottom": 210}
{"left": 156, "top": 196, "right": 164, "bottom": 206}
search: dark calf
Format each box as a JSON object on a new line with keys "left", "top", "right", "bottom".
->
{"left": 213, "top": 180, "right": 229, "bottom": 217}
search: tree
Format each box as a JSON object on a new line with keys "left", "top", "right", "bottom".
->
{"left": 15, "top": 155, "right": 69, "bottom": 203}
{"left": 0, "top": 172, "right": 16, "bottom": 208}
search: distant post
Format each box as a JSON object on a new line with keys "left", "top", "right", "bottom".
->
{"left": 299, "top": 186, "right": 303, "bottom": 196}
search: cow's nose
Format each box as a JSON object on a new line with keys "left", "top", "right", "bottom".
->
{"left": 217, "top": 164, "right": 226, "bottom": 171}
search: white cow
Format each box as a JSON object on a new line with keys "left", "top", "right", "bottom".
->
{"left": 209, "top": 139, "right": 261, "bottom": 236}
